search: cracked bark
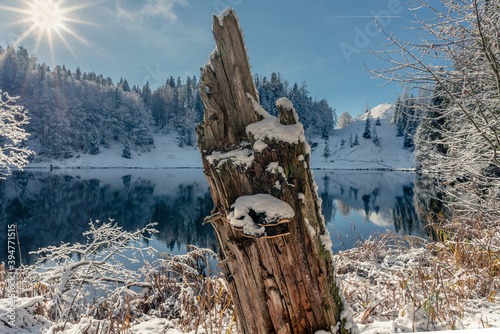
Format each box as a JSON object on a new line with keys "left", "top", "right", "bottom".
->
{"left": 196, "top": 8, "right": 350, "bottom": 334}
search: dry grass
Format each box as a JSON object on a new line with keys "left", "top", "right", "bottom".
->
{"left": 0, "top": 245, "right": 237, "bottom": 333}
{"left": 334, "top": 215, "right": 500, "bottom": 331}
{"left": 138, "top": 245, "right": 236, "bottom": 333}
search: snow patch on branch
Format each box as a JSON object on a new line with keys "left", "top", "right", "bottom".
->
{"left": 253, "top": 140, "right": 268, "bottom": 153}
{"left": 246, "top": 94, "right": 306, "bottom": 150}
{"left": 206, "top": 148, "right": 254, "bottom": 169}
{"left": 247, "top": 92, "right": 270, "bottom": 118}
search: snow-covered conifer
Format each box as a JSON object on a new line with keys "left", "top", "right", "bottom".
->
{"left": 323, "top": 140, "right": 330, "bottom": 161}
{"left": 122, "top": 139, "right": 131, "bottom": 158}
{"left": 372, "top": 125, "right": 380, "bottom": 147}
{"left": 89, "top": 127, "right": 100, "bottom": 155}
{"left": 353, "top": 134, "right": 359, "bottom": 146}
{"left": 362, "top": 111, "right": 371, "bottom": 139}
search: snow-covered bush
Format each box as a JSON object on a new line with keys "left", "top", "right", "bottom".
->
{"left": 338, "top": 111, "right": 354, "bottom": 129}
{"left": 334, "top": 224, "right": 500, "bottom": 331}
{"left": 0, "top": 221, "right": 236, "bottom": 333}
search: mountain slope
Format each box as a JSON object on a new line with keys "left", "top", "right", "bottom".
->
{"left": 310, "top": 103, "right": 415, "bottom": 170}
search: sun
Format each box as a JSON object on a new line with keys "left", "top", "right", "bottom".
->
{"left": 0, "top": 0, "right": 98, "bottom": 63}
{"left": 30, "top": 0, "right": 64, "bottom": 31}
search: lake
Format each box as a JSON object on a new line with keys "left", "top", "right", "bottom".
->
{"left": 0, "top": 168, "right": 426, "bottom": 266}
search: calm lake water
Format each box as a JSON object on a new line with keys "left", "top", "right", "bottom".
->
{"left": 0, "top": 168, "right": 426, "bottom": 266}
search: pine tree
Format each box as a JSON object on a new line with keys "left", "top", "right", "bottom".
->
{"left": 121, "top": 79, "right": 130, "bottom": 92}
{"left": 403, "top": 132, "right": 413, "bottom": 149}
{"left": 394, "top": 97, "right": 406, "bottom": 136}
{"left": 322, "top": 140, "right": 330, "bottom": 161}
{"left": 141, "top": 81, "right": 152, "bottom": 108}
{"left": 122, "top": 139, "right": 131, "bottom": 159}
{"left": 362, "top": 111, "right": 371, "bottom": 139}
{"left": 415, "top": 84, "right": 450, "bottom": 160}
{"left": 353, "top": 134, "right": 359, "bottom": 146}
{"left": 372, "top": 125, "right": 380, "bottom": 146}
{"left": 114, "top": 87, "right": 121, "bottom": 109}
{"left": 89, "top": 127, "right": 100, "bottom": 155}
{"left": 402, "top": 95, "right": 418, "bottom": 150}
{"left": 375, "top": 117, "right": 381, "bottom": 126}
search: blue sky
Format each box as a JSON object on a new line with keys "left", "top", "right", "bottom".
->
{"left": 0, "top": 0, "right": 417, "bottom": 117}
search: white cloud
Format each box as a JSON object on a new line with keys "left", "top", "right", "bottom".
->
{"left": 115, "top": 0, "right": 188, "bottom": 22}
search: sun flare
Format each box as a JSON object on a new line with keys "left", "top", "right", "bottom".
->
{"left": 30, "top": 0, "right": 63, "bottom": 31}
{"left": 0, "top": 0, "right": 97, "bottom": 63}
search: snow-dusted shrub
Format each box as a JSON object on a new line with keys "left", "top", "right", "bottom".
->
{"left": 0, "top": 221, "right": 237, "bottom": 333}
{"left": 334, "top": 222, "right": 500, "bottom": 332}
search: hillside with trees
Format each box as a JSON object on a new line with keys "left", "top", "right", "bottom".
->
{"left": 0, "top": 46, "right": 153, "bottom": 159}
{"left": 0, "top": 46, "right": 338, "bottom": 161}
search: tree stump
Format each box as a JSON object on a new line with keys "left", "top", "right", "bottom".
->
{"left": 196, "top": 8, "right": 353, "bottom": 334}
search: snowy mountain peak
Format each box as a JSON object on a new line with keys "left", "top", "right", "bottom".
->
{"left": 355, "top": 103, "right": 394, "bottom": 121}
{"left": 310, "top": 103, "right": 415, "bottom": 170}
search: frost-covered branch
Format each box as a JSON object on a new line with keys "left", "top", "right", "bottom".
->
{"left": 371, "top": 0, "right": 500, "bottom": 219}
{"left": 23, "top": 220, "right": 158, "bottom": 323}
{"left": 0, "top": 90, "right": 34, "bottom": 178}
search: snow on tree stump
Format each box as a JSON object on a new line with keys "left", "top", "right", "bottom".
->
{"left": 196, "top": 8, "right": 353, "bottom": 334}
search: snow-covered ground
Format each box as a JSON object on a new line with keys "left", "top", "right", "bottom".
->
{"left": 27, "top": 132, "right": 202, "bottom": 169}
{"left": 311, "top": 103, "right": 415, "bottom": 170}
{"left": 25, "top": 104, "right": 414, "bottom": 171}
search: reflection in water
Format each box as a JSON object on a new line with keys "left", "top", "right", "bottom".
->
{"left": 313, "top": 170, "right": 424, "bottom": 252}
{"left": 0, "top": 169, "right": 217, "bottom": 265}
{"left": 0, "top": 169, "right": 426, "bottom": 265}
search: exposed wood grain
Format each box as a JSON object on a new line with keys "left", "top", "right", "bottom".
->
{"left": 196, "top": 8, "right": 351, "bottom": 334}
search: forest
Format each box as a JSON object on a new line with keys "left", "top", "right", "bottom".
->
{"left": 0, "top": 45, "right": 338, "bottom": 159}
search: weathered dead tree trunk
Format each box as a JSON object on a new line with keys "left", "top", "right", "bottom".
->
{"left": 196, "top": 8, "right": 352, "bottom": 334}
